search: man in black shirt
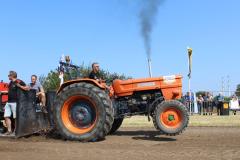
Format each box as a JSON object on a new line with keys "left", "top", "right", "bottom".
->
{"left": 89, "top": 62, "right": 101, "bottom": 81}
{"left": 3, "top": 71, "right": 27, "bottom": 135}
{"left": 88, "top": 62, "right": 111, "bottom": 91}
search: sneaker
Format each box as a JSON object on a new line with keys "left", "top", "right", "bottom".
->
{"left": 3, "top": 131, "right": 12, "bottom": 136}
{"left": 41, "top": 106, "right": 48, "bottom": 114}
{"left": 10, "top": 131, "right": 16, "bottom": 136}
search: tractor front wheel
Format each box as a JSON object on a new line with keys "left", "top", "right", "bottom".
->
{"left": 153, "top": 100, "right": 189, "bottom": 136}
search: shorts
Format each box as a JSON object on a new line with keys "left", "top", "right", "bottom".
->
{"left": 4, "top": 102, "right": 17, "bottom": 118}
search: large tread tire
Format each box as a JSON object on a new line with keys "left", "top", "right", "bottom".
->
{"left": 53, "top": 82, "right": 114, "bottom": 142}
{"left": 108, "top": 118, "right": 124, "bottom": 134}
{"left": 153, "top": 100, "right": 189, "bottom": 136}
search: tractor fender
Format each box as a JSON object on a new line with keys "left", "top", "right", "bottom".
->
{"left": 57, "top": 78, "right": 106, "bottom": 94}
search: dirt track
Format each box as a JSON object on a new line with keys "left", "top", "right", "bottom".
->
{"left": 0, "top": 127, "right": 240, "bottom": 160}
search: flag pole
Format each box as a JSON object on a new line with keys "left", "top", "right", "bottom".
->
{"left": 187, "top": 47, "right": 193, "bottom": 115}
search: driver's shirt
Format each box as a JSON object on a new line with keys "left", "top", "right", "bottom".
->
{"left": 89, "top": 71, "right": 100, "bottom": 80}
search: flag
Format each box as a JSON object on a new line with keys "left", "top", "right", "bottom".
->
{"left": 187, "top": 47, "right": 192, "bottom": 78}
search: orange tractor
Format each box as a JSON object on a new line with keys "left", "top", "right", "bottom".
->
{"left": 0, "top": 60, "right": 188, "bottom": 142}
{"left": 0, "top": 82, "right": 8, "bottom": 133}
{"left": 53, "top": 74, "right": 188, "bottom": 141}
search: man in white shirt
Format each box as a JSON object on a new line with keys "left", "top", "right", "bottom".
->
{"left": 230, "top": 95, "right": 240, "bottom": 115}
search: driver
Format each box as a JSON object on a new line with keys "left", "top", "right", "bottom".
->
{"left": 89, "top": 62, "right": 101, "bottom": 81}
{"left": 89, "top": 62, "right": 111, "bottom": 92}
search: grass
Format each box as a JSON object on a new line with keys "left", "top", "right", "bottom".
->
{"left": 189, "top": 115, "right": 240, "bottom": 127}
{"left": 121, "top": 115, "right": 240, "bottom": 128}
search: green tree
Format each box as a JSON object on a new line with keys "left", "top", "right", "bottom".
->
{"left": 236, "top": 84, "right": 240, "bottom": 97}
{"left": 39, "top": 71, "right": 60, "bottom": 91}
{"left": 39, "top": 65, "right": 130, "bottom": 91}
{"left": 195, "top": 91, "right": 208, "bottom": 97}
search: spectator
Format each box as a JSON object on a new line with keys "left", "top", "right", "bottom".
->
{"left": 184, "top": 92, "right": 194, "bottom": 114}
{"left": 3, "top": 71, "right": 27, "bottom": 135}
{"left": 203, "top": 93, "right": 208, "bottom": 115}
{"left": 216, "top": 93, "right": 224, "bottom": 115}
{"left": 229, "top": 95, "right": 239, "bottom": 115}
{"left": 207, "top": 93, "right": 214, "bottom": 115}
{"left": 184, "top": 93, "right": 189, "bottom": 110}
{"left": 197, "top": 95, "right": 204, "bottom": 115}
{"left": 28, "top": 75, "right": 48, "bottom": 114}
{"left": 191, "top": 92, "right": 195, "bottom": 112}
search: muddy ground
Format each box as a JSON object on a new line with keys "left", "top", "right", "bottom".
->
{"left": 0, "top": 127, "right": 240, "bottom": 160}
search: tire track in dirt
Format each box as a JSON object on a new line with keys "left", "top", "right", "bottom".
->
{"left": 0, "top": 127, "right": 240, "bottom": 160}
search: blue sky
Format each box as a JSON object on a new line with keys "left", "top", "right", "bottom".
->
{"left": 0, "top": 0, "right": 239, "bottom": 92}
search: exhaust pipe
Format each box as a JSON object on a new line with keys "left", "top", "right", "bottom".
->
{"left": 148, "top": 58, "right": 153, "bottom": 78}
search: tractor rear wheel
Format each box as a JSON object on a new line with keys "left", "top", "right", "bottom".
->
{"left": 153, "top": 100, "right": 189, "bottom": 136}
{"left": 53, "top": 82, "right": 114, "bottom": 142}
{"left": 108, "top": 118, "right": 124, "bottom": 134}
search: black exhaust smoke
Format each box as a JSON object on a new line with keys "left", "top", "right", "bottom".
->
{"left": 139, "top": 0, "right": 163, "bottom": 77}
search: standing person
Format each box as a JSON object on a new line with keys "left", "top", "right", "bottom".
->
{"left": 203, "top": 93, "right": 208, "bottom": 115}
{"left": 197, "top": 95, "right": 204, "bottom": 115}
{"left": 3, "top": 71, "right": 27, "bottom": 135}
{"left": 191, "top": 92, "right": 195, "bottom": 114}
{"left": 229, "top": 95, "right": 239, "bottom": 115}
{"left": 28, "top": 75, "right": 48, "bottom": 114}
{"left": 184, "top": 92, "right": 190, "bottom": 113}
{"left": 207, "top": 93, "right": 214, "bottom": 115}
{"left": 216, "top": 93, "right": 224, "bottom": 115}
{"left": 184, "top": 92, "right": 194, "bottom": 115}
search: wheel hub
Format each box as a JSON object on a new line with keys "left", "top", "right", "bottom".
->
{"left": 161, "top": 108, "right": 182, "bottom": 128}
{"left": 70, "top": 102, "right": 96, "bottom": 128}
{"left": 168, "top": 114, "right": 175, "bottom": 121}
{"left": 75, "top": 108, "right": 88, "bottom": 121}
